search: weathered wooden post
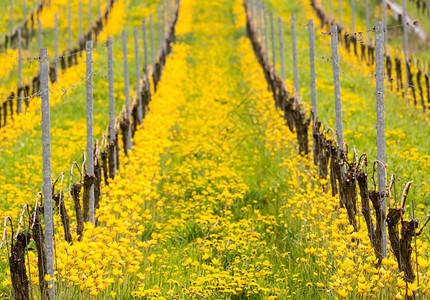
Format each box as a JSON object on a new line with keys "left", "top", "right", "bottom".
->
{"left": 134, "top": 28, "right": 143, "bottom": 123}
{"left": 54, "top": 13, "right": 59, "bottom": 83}
{"left": 330, "top": 25, "right": 345, "bottom": 172}
{"left": 17, "top": 28, "right": 23, "bottom": 114}
{"left": 270, "top": 12, "right": 276, "bottom": 73}
{"left": 278, "top": 17, "right": 285, "bottom": 84}
{"left": 107, "top": 37, "right": 116, "bottom": 177}
{"left": 86, "top": 41, "right": 95, "bottom": 224}
{"left": 122, "top": 31, "right": 133, "bottom": 151}
{"left": 40, "top": 48, "right": 55, "bottom": 299}
{"left": 402, "top": 0, "right": 409, "bottom": 96}
{"left": 375, "top": 20, "right": 387, "bottom": 258}
{"left": 291, "top": 15, "right": 299, "bottom": 96}
{"left": 309, "top": 19, "right": 317, "bottom": 116}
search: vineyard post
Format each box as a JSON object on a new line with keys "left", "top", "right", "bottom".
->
{"left": 107, "top": 37, "right": 116, "bottom": 177}
{"left": 428, "top": 0, "right": 430, "bottom": 37}
{"left": 255, "top": 0, "right": 259, "bottom": 39}
{"left": 68, "top": 5, "right": 72, "bottom": 52}
{"left": 270, "top": 12, "right": 276, "bottom": 74}
{"left": 160, "top": 2, "right": 165, "bottom": 47}
{"left": 375, "top": 20, "right": 387, "bottom": 258}
{"left": 122, "top": 30, "right": 133, "bottom": 151}
{"left": 143, "top": 18, "right": 148, "bottom": 76}
{"left": 9, "top": 0, "right": 13, "bottom": 40}
{"left": 321, "top": 0, "right": 324, "bottom": 9}
{"left": 338, "top": 0, "right": 342, "bottom": 25}
{"left": 163, "top": 0, "right": 167, "bottom": 43}
{"left": 86, "top": 40, "right": 95, "bottom": 224}
{"left": 158, "top": 4, "right": 162, "bottom": 52}
{"left": 167, "top": 0, "right": 170, "bottom": 24}
{"left": 330, "top": 25, "right": 345, "bottom": 170}
{"left": 79, "top": 1, "right": 83, "bottom": 42}
{"left": 38, "top": 17, "right": 42, "bottom": 51}
{"left": 278, "top": 17, "right": 285, "bottom": 84}
{"left": 257, "top": 0, "right": 261, "bottom": 40}
{"left": 17, "top": 28, "right": 22, "bottom": 114}
{"left": 54, "top": 12, "right": 59, "bottom": 83}
{"left": 309, "top": 19, "right": 317, "bottom": 117}
{"left": 263, "top": 4, "right": 269, "bottom": 60}
{"left": 411, "top": 198, "right": 421, "bottom": 298}
{"left": 248, "top": 0, "right": 252, "bottom": 23}
{"left": 150, "top": 14, "right": 155, "bottom": 80}
{"left": 402, "top": 0, "right": 409, "bottom": 96}
{"left": 89, "top": 0, "right": 92, "bottom": 40}
{"left": 351, "top": 0, "right": 355, "bottom": 33}
{"left": 382, "top": 0, "right": 388, "bottom": 55}
{"left": 97, "top": 0, "right": 101, "bottom": 18}
{"left": 365, "top": 0, "right": 369, "bottom": 44}
{"left": 291, "top": 14, "right": 299, "bottom": 97}
{"left": 134, "top": 28, "right": 143, "bottom": 123}
{"left": 40, "top": 48, "right": 55, "bottom": 300}
{"left": 330, "top": 0, "right": 333, "bottom": 17}
{"left": 250, "top": 0, "right": 254, "bottom": 25}
{"left": 24, "top": 0, "right": 27, "bottom": 24}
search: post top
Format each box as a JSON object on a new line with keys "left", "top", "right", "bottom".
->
{"left": 40, "top": 48, "right": 48, "bottom": 57}
{"left": 86, "top": 40, "right": 93, "bottom": 50}
{"left": 331, "top": 25, "right": 338, "bottom": 33}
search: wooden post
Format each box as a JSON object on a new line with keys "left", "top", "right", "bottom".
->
{"left": 143, "top": 18, "right": 148, "bottom": 76}
{"left": 122, "top": 31, "right": 132, "bottom": 151}
{"left": 263, "top": 4, "right": 269, "bottom": 59}
{"left": 107, "top": 37, "right": 116, "bottom": 177}
{"left": 375, "top": 20, "right": 387, "bottom": 259}
{"left": 330, "top": 0, "right": 333, "bottom": 17}
{"left": 428, "top": 0, "right": 430, "bottom": 38}
{"left": 257, "top": 0, "right": 261, "bottom": 40}
{"left": 366, "top": 0, "right": 370, "bottom": 44}
{"left": 40, "top": 48, "right": 55, "bottom": 299}
{"left": 68, "top": 5, "right": 72, "bottom": 52}
{"left": 383, "top": 0, "right": 389, "bottom": 55}
{"left": 270, "top": 12, "right": 276, "bottom": 73}
{"left": 54, "top": 12, "right": 59, "bottom": 83}
{"left": 24, "top": 0, "right": 27, "bottom": 23}
{"left": 351, "top": 0, "right": 355, "bottom": 33}
{"left": 162, "top": 0, "right": 166, "bottom": 44}
{"left": 157, "top": 4, "right": 162, "bottom": 52}
{"left": 85, "top": 41, "right": 95, "bottom": 224}
{"left": 38, "top": 17, "right": 42, "bottom": 51}
{"left": 79, "top": 1, "right": 83, "bottom": 42}
{"left": 134, "top": 28, "right": 143, "bottom": 123}
{"left": 88, "top": 0, "right": 92, "bottom": 40}
{"left": 330, "top": 25, "right": 345, "bottom": 169}
{"left": 309, "top": 19, "right": 317, "bottom": 116}
{"left": 278, "top": 17, "right": 285, "bottom": 84}
{"left": 402, "top": 0, "right": 409, "bottom": 96}
{"left": 10, "top": 0, "right": 13, "bottom": 40}
{"left": 291, "top": 15, "right": 299, "bottom": 96}
{"left": 17, "top": 28, "right": 22, "bottom": 114}
{"left": 150, "top": 14, "right": 155, "bottom": 76}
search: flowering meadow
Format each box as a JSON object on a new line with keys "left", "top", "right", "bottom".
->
{"left": 0, "top": 0, "right": 429, "bottom": 299}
